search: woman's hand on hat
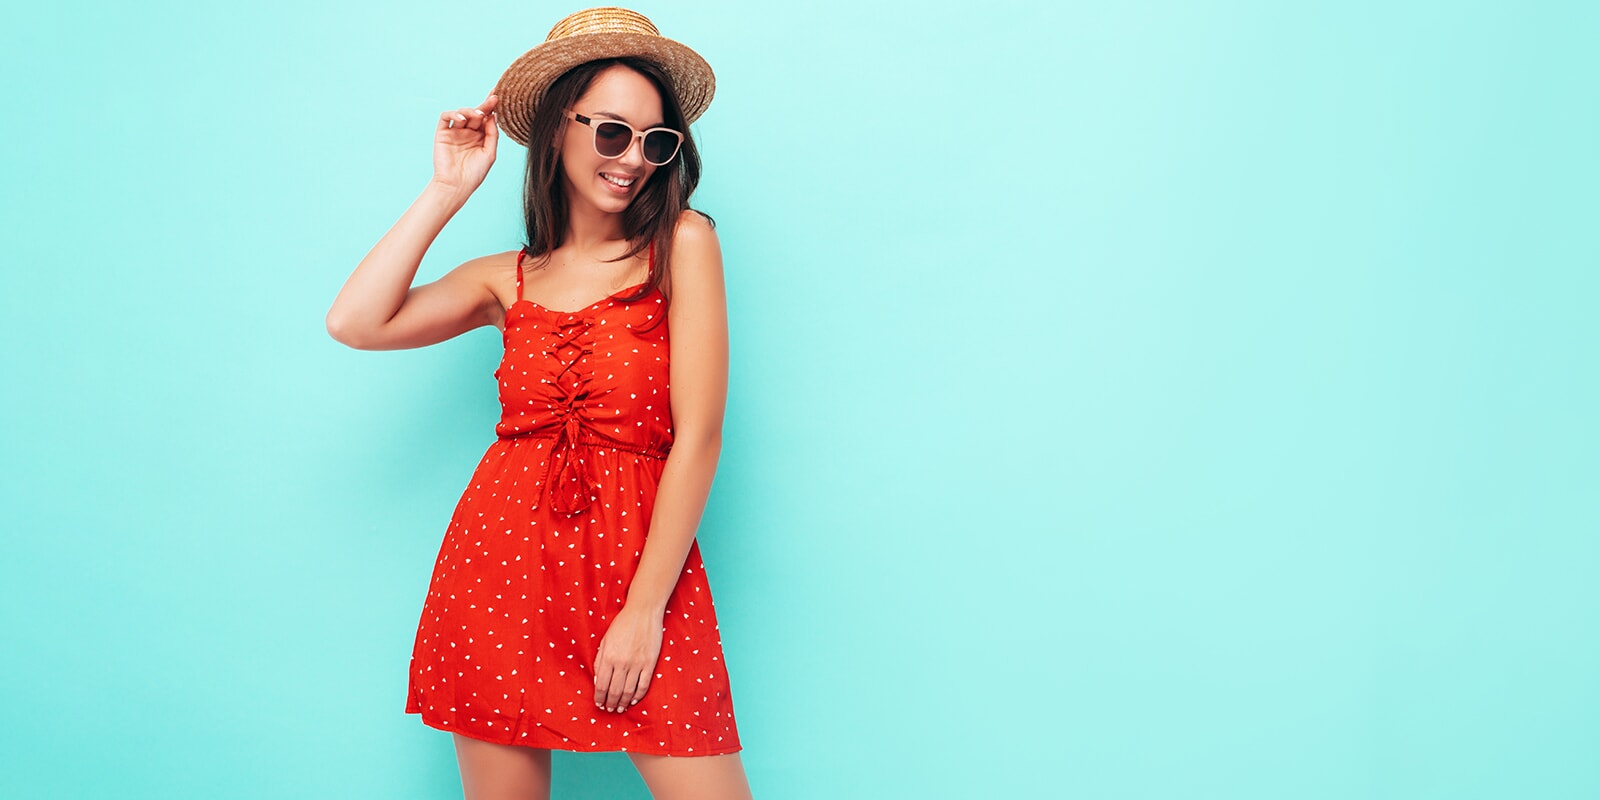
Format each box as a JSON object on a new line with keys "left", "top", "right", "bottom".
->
{"left": 431, "top": 92, "right": 500, "bottom": 195}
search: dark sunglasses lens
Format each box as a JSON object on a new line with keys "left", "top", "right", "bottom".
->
{"left": 593, "top": 122, "right": 632, "bottom": 157}
{"left": 643, "top": 131, "right": 679, "bottom": 164}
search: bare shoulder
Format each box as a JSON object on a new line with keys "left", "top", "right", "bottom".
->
{"left": 437, "top": 249, "right": 523, "bottom": 331}
{"left": 434, "top": 248, "right": 517, "bottom": 284}
{"left": 468, "top": 248, "right": 524, "bottom": 276}
{"left": 666, "top": 209, "right": 722, "bottom": 301}
{"left": 462, "top": 248, "right": 523, "bottom": 300}
{"left": 674, "top": 208, "right": 718, "bottom": 249}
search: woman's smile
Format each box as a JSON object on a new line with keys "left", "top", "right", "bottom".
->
{"left": 600, "top": 171, "right": 638, "bottom": 194}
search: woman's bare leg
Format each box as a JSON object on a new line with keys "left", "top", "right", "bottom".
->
{"left": 627, "top": 751, "right": 753, "bottom": 800}
{"left": 451, "top": 733, "right": 553, "bottom": 800}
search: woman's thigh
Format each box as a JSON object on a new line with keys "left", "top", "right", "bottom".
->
{"left": 451, "top": 733, "right": 553, "bottom": 800}
{"left": 627, "top": 751, "right": 753, "bottom": 800}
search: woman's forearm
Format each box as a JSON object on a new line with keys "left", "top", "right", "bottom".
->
{"left": 624, "top": 433, "right": 723, "bottom": 614}
{"left": 325, "top": 180, "right": 471, "bottom": 341}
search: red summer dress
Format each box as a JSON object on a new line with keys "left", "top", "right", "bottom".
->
{"left": 405, "top": 241, "right": 742, "bottom": 756}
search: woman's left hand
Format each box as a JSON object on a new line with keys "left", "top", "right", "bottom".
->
{"left": 593, "top": 603, "right": 665, "bottom": 713}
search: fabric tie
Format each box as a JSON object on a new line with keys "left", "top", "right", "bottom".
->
{"left": 543, "top": 412, "right": 594, "bottom": 515}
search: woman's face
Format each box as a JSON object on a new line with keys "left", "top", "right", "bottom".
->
{"left": 556, "top": 64, "right": 669, "bottom": 216}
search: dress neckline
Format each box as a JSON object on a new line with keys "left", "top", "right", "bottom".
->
{"left": 512, "top": 240, "right": 656, "bottom": 316}
{"left": 510, "top": 281, "right": 656, "bottom": 317}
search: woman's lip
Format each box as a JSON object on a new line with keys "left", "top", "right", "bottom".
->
{"left": 599, "top": 172, "right": 636, "bottom": 193}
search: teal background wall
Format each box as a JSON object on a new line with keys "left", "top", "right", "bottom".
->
{"left": 3, "top": 1, "right": 1596, "bottom": 798}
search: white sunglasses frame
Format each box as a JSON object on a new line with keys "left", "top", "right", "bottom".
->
{"left": 564, "top": 109, "right": 684, "bottom": 166}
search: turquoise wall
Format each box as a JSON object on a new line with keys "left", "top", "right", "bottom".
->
{"left": 3, "top": 1, "right": 1596, "bottom": 797}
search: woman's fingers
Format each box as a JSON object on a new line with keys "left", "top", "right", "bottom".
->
{"left": 593, "top": 660, "right": 620, "bottom": 711}
{"left": 482, "top": 109, "right": 497, "bottom": 157}
{"left": 440, "top": 107, "right": 495, "bottom": 131}
{"left": 438, "top": 94, "right": 499, "bottom": 134}
{"left": 595, "top": 662, "right": 641, "bottom": 713}
{"left": 438, "top": 110, "right": 470, "bottom": 131}
{"left": 601, "top": 667, "right": 629, "bottom": 712}
{"left": 615, "top": 668, "right": 643, "bottom": 711}
{"left": 628, "top": 669, "right": 649, "bottom": 706}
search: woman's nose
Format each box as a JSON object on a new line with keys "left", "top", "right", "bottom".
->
{"left": 616, "top": 136, "right": 646, "bottom": 167}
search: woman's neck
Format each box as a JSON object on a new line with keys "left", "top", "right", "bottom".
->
{"left": 564, "top": 201, "right": 628, "bottom": 251}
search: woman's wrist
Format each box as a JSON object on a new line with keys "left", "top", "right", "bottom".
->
{"left": 424, "top": 178, "right": 473, "bottom": 206}
{"left": 623, "top": 596, "right": 668, "bottom": 617}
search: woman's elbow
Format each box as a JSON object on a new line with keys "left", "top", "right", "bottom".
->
{"left": 326, "top": 311, "right": 371, "bottom": 350}
{"left": 672, "top": 427, "right": 723, "bottom": 456}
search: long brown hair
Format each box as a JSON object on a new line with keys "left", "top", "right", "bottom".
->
{"left": 517, "top": 56, "right": 714, "bottom": 331}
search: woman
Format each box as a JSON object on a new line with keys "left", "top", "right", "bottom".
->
{"left": 325, "top": 8, "right": 752, "bottom": 799}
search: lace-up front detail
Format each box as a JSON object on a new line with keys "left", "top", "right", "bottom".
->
{"left": 542, "top": 316, "right": 597, "bottom": 513}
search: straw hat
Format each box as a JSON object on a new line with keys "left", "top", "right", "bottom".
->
{"left": 491, "top": 6, "right": 716, "bottom": 149}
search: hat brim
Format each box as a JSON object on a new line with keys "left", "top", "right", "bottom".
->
{"left": 492, "top": 32, "right": 715, "bottom": 149}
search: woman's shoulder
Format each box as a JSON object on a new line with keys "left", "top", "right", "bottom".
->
{"left": 666, "top": 209, "right": 723, "bottom": 302}
{"left": 671, "top": 210, "right": 718, "bottom": 266}
{"left": 675, "top": 208, "right": 716, "bottom": 237}
{"left": 486, "top": 247, "right": 526, "bottom": 266}
{"left": 463, "top": 248, "right": 533, "bottom": 287}
{"left": 442, "top": 248, "right": 523, "bottom": 274}
{"left": 453, "top": 249, "right": 527, "bottom": 315}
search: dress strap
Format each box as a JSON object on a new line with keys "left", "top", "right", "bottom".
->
{"left": 649, "top": 238, "right": 654, "bottom": 269}
{"left": 515, "top": 247, "right": 525, "bottom": 302}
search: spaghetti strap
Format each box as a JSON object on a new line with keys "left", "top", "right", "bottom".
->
{"left": 649, "top": 238, "right": 654, "bottom": 269}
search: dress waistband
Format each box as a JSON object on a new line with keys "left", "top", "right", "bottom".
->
{"left": 497, "top": 429, "right": 672, "bottom": 460}
{"left": 497, "top": 427, "right": 671, "bottom": 516}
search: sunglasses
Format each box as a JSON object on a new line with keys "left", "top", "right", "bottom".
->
{"left": 565, "top": 110, "right": 684, "bottom": 166}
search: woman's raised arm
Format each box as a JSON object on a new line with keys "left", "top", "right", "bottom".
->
{"left": 325, "top": 96, "right": 501, "bottom": 351}
{"left": 324, "top": 184, "right": 500, "bottom": 350}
